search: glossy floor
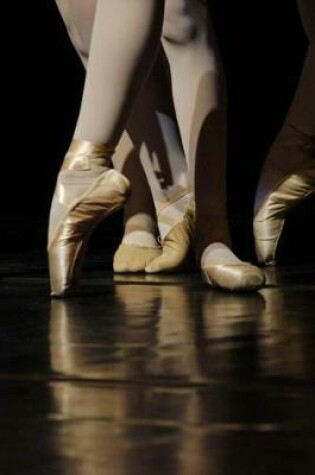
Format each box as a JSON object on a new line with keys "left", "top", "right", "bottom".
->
{"left": 1, "top": 255, "right": 315, "bottom": 474}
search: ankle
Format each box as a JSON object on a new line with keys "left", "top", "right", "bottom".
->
{"left": 62, "top": 139, "right": 115, "bottom": 172}
{"left": 196, "top": 230, "right": 232, "bottom": 264}
{"left": 200, "top": 242, "right": 241, "bottom": 268}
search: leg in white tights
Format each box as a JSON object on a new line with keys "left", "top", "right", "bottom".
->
{"left": 55, "top": 0, "right": 193, "bottom": 272}
{"left": 146, "top": 0, "right": 265, "bottom": 290}
{"left": 48, "top": 0, "right": 166, "bottom": 295}
{"left": 51, "top": 0, "right": 264, "bottom": 292}
{"left": 74, "top": 0, "right": 164, "bottom": 144}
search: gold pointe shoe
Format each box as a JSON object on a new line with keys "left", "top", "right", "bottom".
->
{"left": 202, "top": 262, "right": 265, "bottom": 292}
{"left": 113, "top": 243, "right": 162, "bottom": 273}
{"left": 145, "top": 201, "right": 195, "bottom": 273}
{"left": 48, "top": 139, "right": 130, "bottom": 297}
{"left": 254, "top": 163, "right": 315, "bottom": 265}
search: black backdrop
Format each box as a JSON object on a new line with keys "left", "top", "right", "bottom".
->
{"left": 3, "top": 0, "right": 314, "bottom": 263}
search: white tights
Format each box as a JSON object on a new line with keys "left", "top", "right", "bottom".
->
{"left": 55, "top": 0, "right": 190, "bottom": 246}
{"left": 54, "top": 0, "right": 255, "bottom": 267}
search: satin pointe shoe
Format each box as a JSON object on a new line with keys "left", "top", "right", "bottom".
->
{"left": 202, "top": 262, "right": 265, "bottom": 292}
{"left": 48, "top": 139, "right": 130, "bottom": 297}
{"left": 254, "top": 162, "right": 315, "bottom": 265}
{"left": 145, "top": 201, "right": 195, "bottom": 273}
{"left": 113, "top": 243, "right": 162, "bottom": 273}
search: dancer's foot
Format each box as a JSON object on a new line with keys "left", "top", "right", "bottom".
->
{"left": 48, "top": 139, "right": 130, "bottom": 297}
{"left": 113, "top": 230, "right": 161, "bottom": 272}
{"left": 200, "top": 243, "right": 265, "bottom": 292}
{"left": 254, "top": 125, "right": 315, "bottom": 265}
{"left": 145, "top": 201, "right": 195, "bottom": 273}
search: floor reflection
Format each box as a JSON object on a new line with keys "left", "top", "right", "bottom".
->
{"left": 1, "top": 266, "right": 315, "bottom": 474}
{"left": 48, "top": 282, "right": 268, "bottom": 474}
{"left": 49, "top": 281, "right": 266, "bottom": 383}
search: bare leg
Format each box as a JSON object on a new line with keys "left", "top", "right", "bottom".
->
{"left": 73, "top": 0, "right": 164, "bottom": 144}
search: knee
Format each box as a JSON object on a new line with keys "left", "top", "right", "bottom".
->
{"left": 162, "top": 0, "right": 207, "bottom": 45}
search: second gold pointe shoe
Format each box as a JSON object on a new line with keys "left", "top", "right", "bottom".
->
{"left": 202, "top": 262, "right": 265, "bottom": 292}
{"left": 145, "top": 201, "right": 195, "bottom": 273}
{"left": 48, "top": 140, "right": 130, "bottom": 297}
{"left": 113, "top": 243, "right": 162, "bottom": 273}
{"left": 254, "top": 163, "right": 315, "bottom": 265}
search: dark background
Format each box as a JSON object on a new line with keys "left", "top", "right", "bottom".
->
{"left": 2, "top": 0, "right": 314, "bottom": 264}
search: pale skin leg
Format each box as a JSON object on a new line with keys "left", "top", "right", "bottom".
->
{"left": 73, "top": 0, "right": 164, "bottom": 145}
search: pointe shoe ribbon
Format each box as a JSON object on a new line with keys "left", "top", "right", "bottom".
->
{"left": 145, "top": 200, "right": 195, "bottom": 273}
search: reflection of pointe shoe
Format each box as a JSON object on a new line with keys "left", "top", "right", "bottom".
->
{"left": 145, "top": 201, "right": 195, "bottom": 273}
{"left": 113, "top": 243, "right": 162, "bottom": 273}
{"left": 254, "top": 163, "right": 315, "bottom": 265}
{"left": 48, "top": 140, "right": 130, "bottom": 297}
{"left": 202, "top": 262, "right": 265, "bottom": 292}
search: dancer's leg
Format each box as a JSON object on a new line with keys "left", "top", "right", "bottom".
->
{"left": 292, "top": 0, "right": 315, "bottom": 134}
{"left": 162, "top": 0, "right": 230, "bottom": 254}
{"left": 73, "top": 0, "right": 164, "bottom": 144}
{"left": 116, "top": 49, "right": 194, "bottom": 272}
{"left": 255, "top": 0, "right": 315, "bottom": 215}
{"left": 253, "top": 0, "right": 315, "bottom": 265}
{"left": 148, "top": 0, "right": 264, "bottom": 289}
{"left": 113, "top": 49, "right": 190, "bottom": 243}
{"left": 55, "top": 0, "right": 192, "bottom": 272}
{"left": 49, "top": 0, "right": 165, "bottom": 294}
